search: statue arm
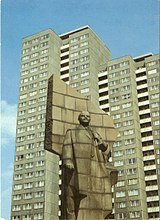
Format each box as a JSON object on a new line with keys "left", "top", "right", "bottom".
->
{"left": 93, "top": 131, "right": 108, "bottom": 152}
{"left": 62, "top": 129, "right": 74, "bottom": 170}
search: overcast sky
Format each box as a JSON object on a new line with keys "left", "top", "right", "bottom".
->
{"left": 1, "top": 0, "right": 159, "bottom": 219}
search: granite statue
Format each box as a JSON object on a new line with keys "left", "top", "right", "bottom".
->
{"left": 62, "top": 111, "right": 118, "bottom": 220}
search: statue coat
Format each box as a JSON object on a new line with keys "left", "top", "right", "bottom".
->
{"left": 62, "top": 125, "right": 115, "bottom": 218}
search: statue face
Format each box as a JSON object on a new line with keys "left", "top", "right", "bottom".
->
{"left": 78, "top": 111, "right": 91, "bottom": 126}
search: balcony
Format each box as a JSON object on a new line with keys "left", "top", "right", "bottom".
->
{"left": 141, "top": 126, "right": 152, "bottom": 133}
{"left": 98, "top": 71, "right": 107, "bottom": 77}
{"left": 138, "top": 91, "right": 149, "bottom": 98}
{"left": 144, "top": 164, "right": 156, "bottom": 171}
{"left": 99, "top": 87, "right": 108, "bottom": 93}
{"left": 136, "top": 75, "right": 147, "bottom": 82}
{"left": 137, "top": 83, "right": 148, "bottom": 90}
{"left": 143, "top": 145, "right": 154, "bottom": 152}
{"left": 100, "top": 103, "right": 109, "bottom": 109}
{"left": 143, "top": 155, "right": 155, "bottom": 161}
{"left": 146, "top": 185, "right": 158, "bottom": 191}
{"left": 60, "top": 58, "right": 69, "bottom": 64}
{"left": 98, "top": 79, "right": 108, "bottom": 85}
{"left": 148, "top": 206, "right": 160, "bottom": 213}
{"left": 136, "top": 67, "right": 146, "bottom": 73}
{"left": 145, "top": 175, "right": 157, "bottom": 181}
{"left": 99, "top": 95, "right": 109, "bottom": 101}
{"left": 60, "top": 51, "right": 69, "bottom": 57}
{"left": 60, "top": 73, "right": 69, "bottom": 80}
{"left": 140, "top": 117, "right": 151, "bottom": 124}
{"left": 141, "top": 136, "right": 153, "bottom": 142}
{"left": 139, "top": 108, "right": 150, "bottom": 115}
{"left": 60, "top": 66, "right": 69, "bottom": 72}
{"left": 138, "top": 100, "right": 149, "bottom": 107}
{"left": 60, "top": 44, "right": 69, "bottom": 50}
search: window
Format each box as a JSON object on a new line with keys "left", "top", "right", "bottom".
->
{"left": 31, "top": 52, "right": 39, "bottom": 58}
{"left": 148, "top": 69, "right": 157, "bottom": 75}
{"left": 24, "top": 193, "right": 32, "bottom": 199}
{"left": 125, "top": 138, "right": 134, "bottom": 145}
{"left": 128, "top": 158, "right": 136, "bottom": 164}
{"left": 129, "top": 211, "right": 140, "bottom": 218}
{"left": 117, "top": 202, "right": 126, "bottom": 208}
{"left": 35, "top": 191, "right": 44, "bottom": 198}
{"left": 130, "top": 200, "right": 140, "bottom": 207}
{"left": 70, "top": 52, "right": 78, "bottom": 57}
{"left": 14, "top": 184, "right": 22, "bottom": 190}
{"left": 12, "top": 205, "right": 21, "bottom": 211}
{"left": 35, "top": 181, "right": 44, "bottom": 187}
{"left": 114, "top": 160, "right": 124, "bottom": 167}
{"left": 112, "top": 114, "right": 120, "bottom": 119}
{"left": 124, "top": 129, "right": 134, "bottom": 136}
{"left": 35, "top": 170, "right": 44, "bottom": 177}
{"left": 81, "top": 71, "right": 89, "bottom": 77}
{"left": 23, "top": 204, "right": 32, "bottom": 210}
{"left": 128, "top": 179, "right": 138, "bottom": 185}
{"left": 116, "top": 191, "right": 125, "bottom": 198}
{"left": 122, "top": 102, "right": 131, "bottom": 109}
{"left": 25, "top": 172, "right": 33, "bottom": 179}
{"left": 114, "top": 151, "right": 123, "bottom": 157}
{"left": 19, "top": 94, "right": 27, "bottom": 100}
{"left": 81, "top": 88, "right": 89, "bottom": 94}
{"left": 126, "top": 148, "right": 135, "bottom": 155}
{"left": 24, "top": 183, "right": 33, "bottom": 189}
{"left": 80, "top": 48, "right": 89, "bottom": 55}
{"left": 116, "top": 181, "right": 125, "bottom": 187}
{"left": 36, "top": 160, "right": 44, "bottom": 167}
{"left": 111, "top": 105, "right": 120, "bottom": 111}
{"left": 13, "top": 194, "right": 22, "bottom": 201}
{"left": 127, "top": 168, "right": 137, "bottom": 175}
{"left": 14, "top": 174, "right": 23, "bottom": 180}
{"left": 25, "top": 163, "right": 34, "bottom": 169}
{"left": 34, "top": 202, "right": 43, "bottom": 209}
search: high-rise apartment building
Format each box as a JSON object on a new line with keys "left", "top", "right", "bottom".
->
{"left": 11, "top": 26, "right": 110, "bottom": 220}
{"left": 11, "top": 26, "right": 159, "bottom": 220}
{"left": 98, "top": 53, "right": 160, "bottom": 220}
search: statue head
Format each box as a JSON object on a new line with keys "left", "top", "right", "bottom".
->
{"left": 78, "top": 111, "right": 91, "bottom": 127}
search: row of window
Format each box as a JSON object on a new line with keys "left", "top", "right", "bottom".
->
{"left": 21, "top": 76, "right": 47, "bottom": 85}
{"left": 111, "top": 102, "right": 132, "bottom": 112}
{"left": 70, "top": 34, "right": 89, "bottom": 44}
{"left": 12, "top": 213, "right": 43, "bottom": 220}
{"left": 70, "top": 48, "right": 89, "bottom": 58}
{"left": 16, "top": 132, "right": 45, "bottom": 142}
{"left": 70, "top": 55, "right": 89, "bottom": 65}
{"left": 22, "top": 49, "right": 48, "bottom": 62}
{"left": 116, "top": 211, "right": 140, "bottom": 219}
{"left": 109, "top": 85, "right": 130, "bottom": 94}
{"left": 108, "top": 61, "right": 129, "bottom": 71}
{"left": 114, "top": 148, "right": 135, "bottom": 157}
{"left": 118, "top": 168, "right": 137, "bottom": 176}
{"left": 13, "top": 191, "right": 44, "bottom": 201}
{"left": 70, "top": 71, "right": 89, "bottom": 80}
{"left": 109, "top": 77, "right": 130, "bottom": 86}
{"left": 116, "top": 189, "right": 139, "bottom": 198}
{"left": 70, "top": 63, "right": 89, "bottom": 73}
{"left": 12, "top": 202, "right": 43, "bottom": 211}
{"left": 21, "top": 56, "right": 48, "bottom": 69}
{"left": 18, "top": 115, "right": 45, "bottom": 127}
{"left": 113, "top": 138, "right": 135, "bottom": 147}
{"left": 14, "top": 169, "right": 44, "bottom": 180}
{"left": 19, "top": 105, "right": 46, "bottom": 115}
{"left": 17, "top": 123, "right": 45, "bottom": 134}
{"left": 108, "top": 69, "right": 130, "bottom": 78}
{"left": 70, "top": 41, "right": 88, "bottom": 50}
{"left": 23, "top": 34, "right": 49, "bottom": 47}
{"left": 114, "top": 158, "right": 136, "bottom": 167}
{"left": 19, "top": 91, "right": 43, "bottom": 100}
{"left": 14, "top": 180, "right": 44, "bottom": 190}
{"left": 22, "top": 41, "right": 48, "bottom": 54}
{"left": 70, "top": 79, "right": 89, "bottom": 88}
{"left": 117, "top": 200, "right": 139, "bottom": 209}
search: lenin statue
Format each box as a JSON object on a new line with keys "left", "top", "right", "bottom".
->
{"left": 62, "top": 111, "right": 118, "bottom": 220}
